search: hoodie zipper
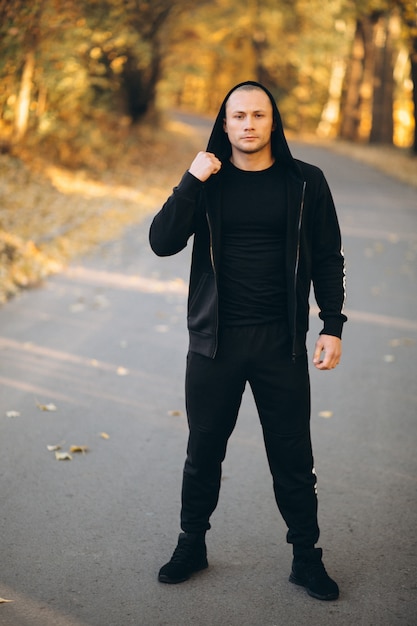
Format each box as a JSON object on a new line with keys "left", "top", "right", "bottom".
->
{"left": 292, "top": 180, "right": 306, "bottom": 361}
{"left": 206, "top": 209, "right": 219, "bottom": 358}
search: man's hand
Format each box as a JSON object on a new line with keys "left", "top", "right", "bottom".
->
{"left": 189, "top": 151, "right": 222, "bottom": 182}
{"left": 313, "top": 335, "right": 342, "bottom": 370}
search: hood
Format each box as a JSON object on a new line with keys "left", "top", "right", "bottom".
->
{"left": 206, "top": 80, "right": 297, "bottom": 173}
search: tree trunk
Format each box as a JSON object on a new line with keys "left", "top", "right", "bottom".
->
{"left": 370, "top": 13, "right": 395, "bottom": 144}
{"left": 14, "top": 49, "right": 35, "bottom": 142}
{"left": 317, "top": 58, "right": 346, "bottom": 138}
{"left": 339, "top": 19, "right": 367, "bottom": 141}
{"left": 410, "top": 40, "right": 417, "bottom": 154}
{"left": 339, "top": 12, "right": 396, "bottom": 144}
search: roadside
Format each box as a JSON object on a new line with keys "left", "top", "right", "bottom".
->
{"left": 0, "top": 114, "right": 416, "bottom": 304}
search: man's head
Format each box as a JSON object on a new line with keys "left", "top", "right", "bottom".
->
{"left": 206, "top": 81, "right": 294, "bottom": 170}
{"left": 223, "top": 85, "right": 276, "bottom": 163}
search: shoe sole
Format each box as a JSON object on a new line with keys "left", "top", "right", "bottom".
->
{"left": 158, "top": 562, "right": 208, "bottom": 584}
{"left": 289, "top": 574, "right": 339, "bottom": 601}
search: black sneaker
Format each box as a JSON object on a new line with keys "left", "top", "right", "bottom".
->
{"left": 158, "top": 532, "right": 208, "bottom": 584}
{"left": 289, "top": 548, "right": 339, "bottom": 601}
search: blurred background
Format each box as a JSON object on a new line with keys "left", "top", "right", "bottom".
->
{"left": 0, "top": 0, "right": 416, "bottom": 301}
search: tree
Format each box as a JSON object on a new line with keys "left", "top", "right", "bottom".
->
{"left": 0, "top": 0, "right": 198, "bottom": 163}
{"left": 397, "top": 0, "right": 417, "bottom": 152}
{"left": 339, "top": 0, "right": 416, "bottom": 148}
{"left": 159, "top": 0, "right": 348, "bottom": 133}
{"left": 339, "top": 4, "right": 398, "bottom": 144}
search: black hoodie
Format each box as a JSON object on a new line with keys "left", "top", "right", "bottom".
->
{"left": 149, "top": 81, "right": 347, "bottom": 359}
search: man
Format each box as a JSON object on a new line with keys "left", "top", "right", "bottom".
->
{"left": 149, "top": 81, "right": 346, "bottom": 601}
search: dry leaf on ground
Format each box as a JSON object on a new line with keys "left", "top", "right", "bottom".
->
{"left": 0, "top": 598, "right": 13, "bottom": 603}
{"left": 6, "top": 410, "right": 20, "bottom": 418}
{"left": 55, "top": 451, "right": 72, "bottom": 461}
{"left": 389, "top": 338, "right": 415, "bottom": 347}
{"left": 47, "top": 444, "right": 62, "bottom": 451}
{"left": 36, "top": 402, "right": 57, "bottom": 412}
{"left": 100, "top": 432, "right": 110, "bottom": 439}
{"left": 319, "top": 410, "right": 333, "bottom": 419}
{"left": 69, "top": 445, "right": 89, "bottom": 454}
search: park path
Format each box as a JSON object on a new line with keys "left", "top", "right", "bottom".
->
{"left": 0, "top": 122, "right": 417, "bottom": 625}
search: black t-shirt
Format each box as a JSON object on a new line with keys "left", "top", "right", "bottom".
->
{"left": 218, "top": 160, "right": 287, "bottom": 327}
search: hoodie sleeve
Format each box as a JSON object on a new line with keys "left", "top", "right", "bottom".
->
{"left": 311, "top": 172, "right": 347, "bottom": 338}
{"left": 149, "top": 171, "right": 203, "bottom": 257}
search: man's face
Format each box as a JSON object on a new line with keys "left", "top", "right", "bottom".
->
{"left": 224, "top": 88, "right": 275, "bottom": 157}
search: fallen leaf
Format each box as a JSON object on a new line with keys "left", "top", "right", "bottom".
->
{"left": 37, "top": 402, "right": 57, "bottom": 412}
{"left": 155, "top": 325, "right": 169, "bottom": 333}
{"left": 0, "top": 598, "right": 13, "bottom": 603}
{"left": 6, "top": 410, "right": 20, "bottom": 418}
{"left": 47, "top": 444, "right": 62, "bottom": 452}
{"left": 55, "top": 451, "right": 72, "bottom": 461}
{"left": 69, "top": 445, "right": 89, "bottom": 454}
{"left": 389, "top": 337, "right": 415, "bottom": 348}
{"left": 117, "top": 366, "right": 129, "bottom": 376}
{"left": 319, "top": 410, "right": 333, "bottom": 419}
{"left": 384, "top": 354, "right": 395, "bottom": 363}
{"left": 168, "top": 410, "right": 182, "bottom": 417}
{"left": 100, "top": 432, "right": 110, "bottom": 439}
{"left": 70, "top": 302, "right": 85, "bottom": 313}
{"left": 93, "top": 294, "right": 110, "bottom": 309}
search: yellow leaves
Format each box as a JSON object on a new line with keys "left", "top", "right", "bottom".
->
{"left": 5, "top": 410, "right": 20, "bottom": 418}
{"left": 48, "top": 434, "right": 109, "bottom": 461}
{"left": 69, "top": 445, "right": 89, "bottom": 454}
{"left": 0, "top": 117, "right": 199, "bottom": 304}
{"left": 168, "top": 410, "right": 183, "bottom": 417}
{"left": 90, "top": 47, "right": 102, "bottom": 60}
{"left": 50, "top": 444, "right": 88, "bottom": 461}
{"left": 0, "top": 597, "right": 13, "bottom": 603}
{"left": 36, "top": 402, "right": 57, "bottom": 412}
{"left": 50, "top": 443, "right": 87, "bottom": 459}
{"left": 110, "top": 56, "right": 128, "bottom": 74}
{"left": 318, "top": 410, "right": 334, "bottom": 419}
{"left": 0, "top": 230, "right": 62, "bottom": 304}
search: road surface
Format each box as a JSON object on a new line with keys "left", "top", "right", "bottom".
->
{"left": 1, "top": 123, "right": 417, "bottom": 625}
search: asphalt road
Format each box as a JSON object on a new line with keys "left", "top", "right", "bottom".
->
{"left": 1, "top": 125, "right": 417, "bottom": 626}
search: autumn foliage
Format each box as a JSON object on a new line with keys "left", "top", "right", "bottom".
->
{"left": 0, "top": 0, "right": 416, "bottom": 303}
{"left": 0, "top": 0, "right": 416, "bottom": 160}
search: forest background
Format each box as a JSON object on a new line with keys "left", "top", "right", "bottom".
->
{"left": 0, "top": 0, "right": 416, "bottom": 302}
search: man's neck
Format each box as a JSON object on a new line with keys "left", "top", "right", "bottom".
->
{"left": 230, "top": 150, "right": 275, "bottom": 172}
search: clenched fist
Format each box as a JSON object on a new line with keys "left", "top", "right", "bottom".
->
{"left": 189, "top": 151, "right": 222, "bottom": 182}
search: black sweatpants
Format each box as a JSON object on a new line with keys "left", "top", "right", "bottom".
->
{"left": 181, "top": 322, "right": 320, "bottom": 552}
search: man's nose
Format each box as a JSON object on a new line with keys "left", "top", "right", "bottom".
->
{"left": 244, "top": 116, "right": 255, "bottom": 129}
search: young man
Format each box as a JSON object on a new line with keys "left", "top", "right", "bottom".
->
{"left": 149, "top": 81, "right": 346, "bottom": 601}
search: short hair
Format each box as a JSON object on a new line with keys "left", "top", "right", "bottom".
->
{"left": 226, "top": 84, "right": 266, "bottom": 103}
